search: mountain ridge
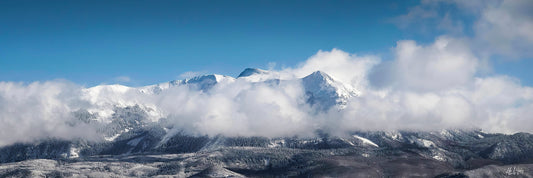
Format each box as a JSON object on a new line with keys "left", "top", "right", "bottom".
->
{"left": 2, "top": 68, "right": 533, "bottom": 177}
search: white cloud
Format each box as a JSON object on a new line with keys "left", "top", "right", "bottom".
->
{"left": 382, "top": 36, "right": 478, "bottom": 91}
{"left": 282, "top": 49, "right": 380, "bottom": 91}
{"left": 4, "top": 42, "right": 533, "bottom": 147}
{"left": 474, "top": 0, "right": 533, "bottom": 57}
{"left": 2, "top": 42, "right": 533, "bottom": 147}
{"left": 0, "top": 81, "right": 99, "bottom": 146}
{"left": 393, "top": 0, "right": 533, "bottom": 58}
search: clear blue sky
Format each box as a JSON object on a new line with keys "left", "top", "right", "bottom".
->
{"left": 1, "top": 0, "right": 531, "bottom": 86}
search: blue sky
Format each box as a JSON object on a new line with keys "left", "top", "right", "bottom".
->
{"left": 1, "top": 0, "right": 532, "bottom": 86}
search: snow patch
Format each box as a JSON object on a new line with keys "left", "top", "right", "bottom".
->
{"left": 340, "top": 138, "right": 355, "bottom": 146}
{"left": 353, "top": 135, "right": 379, "bottom": 147}
{"left": 432, "top": 155, "right": 444, "bottom": 161}
{"left": 105, "top": 133, "right": 121, "bottom": 141}
{"left": 69, "top": 147, "right": 80, "bottom": 158}
{"left": 385, "top": 131, "right": 402, "bottom": 141}
{"left": 268, "top": 139, "right": 286, "bottom": 148}
{"left": 411, "top": 138, "right": 436, "bottom": 148}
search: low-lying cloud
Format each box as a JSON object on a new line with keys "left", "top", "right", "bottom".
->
{"left": 1, "top": 37, "right": 533, "bottom": 146}
{"left": 0, "top": 81, "right": 100, "bottom": 146}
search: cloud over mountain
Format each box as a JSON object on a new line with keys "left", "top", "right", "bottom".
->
{"left": 1, "top": 0, "right": 532, "bottom": 145}
{"left": 1, "top": 35, "right": 532, "bottom": 146}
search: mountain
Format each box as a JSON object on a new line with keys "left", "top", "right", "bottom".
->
{"left": 96, "top": 68, "right": 357, "bottom": 112}
{"left": 237, "top": 68, "right": 270, "bottom": 78}
{"left": 302, "top": 71, "right": 359, "bottom": 110}
{"left": 139, "top": 74, "right": 235, "bottom": 94}
{"left": 71, "top": 68, "right": 362, "bottom": 144}
{"left": 2, "top": 68, "right": 533, "bottom": 177}
{"left": 2, "top": 127, "right": 533, "bottom": 177}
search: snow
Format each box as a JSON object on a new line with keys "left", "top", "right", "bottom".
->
{"left": 105, "top": 128, "right": 131, "bottom": 141}
{"left": 302, "top": 71, "right": 359, "bottom": 110}
{"left": 237, "top": 68, "right": 280, "bottom": 83}
{"left": 105, "top": 134, "right": 121, "bottom": 141}
{"left": 80, "top": 70, "right": 360, "bottom": 121}
{"left": 76, "top": 69, "right": 361, "bottom": 131}
{"left": 420, "top": 139, "right": 436, "bottom": 147}
{"left": 268, "top": 139, "right": 286, "bottom": 148}
{"left": 69, "top": 147, "right": 80, "bottom": 158}
{"left": 432, "top": 155, "right": 445, "bottom": 161}
{"left": 440, "top": 129, "right": 453, "bottom": 138}
{"left": 340, "top": 138, "right": 356, "bottom": 146}
{"left": 238, "top": 68, "right": 269, "bottom": 77}
{"left": 83, "top": 84, "right": 133, "bottom": 105}
{"left": 411, "top": 138, "right": 436, "bottom": 148}
{"left": 139, "top": 74, "right": 235, "bottom": 94}
{"left": 385, "top": 131, "right": 402, "bottom": 141}
{"left": 353, "top": 135, "right": 379, "bottom": 147}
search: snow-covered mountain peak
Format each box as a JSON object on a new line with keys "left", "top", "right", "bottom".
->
{"left": 303, "top": 71, "right": 335, "bottom": 84}
{"left": 236, "top": 68, "right": 279, "bottom": 83}
{"left": 84, "top": 69, "right": 361, "bottom": 123}
{"left": 302, "top": 71, "right": 359, "bottom": 111}
{"left": 139, "top": 74, "right": 235, "bottom": 94}
{"left": 177, "top": 74, "right": 235, "bottom": 91}
{"left": 86, "top": 84, "right": 132, "bottom": 94}
{"left": 83, "top": 84, "right": 134, "bottom": 104}
{"left": 237, "top": 68, "right": 269, "bottom": 78}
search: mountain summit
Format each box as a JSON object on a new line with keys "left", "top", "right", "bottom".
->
{"left": 237, "top": 68, "right": 269, "bottom": 78}
{"left": 302, "top": 71, "right": 359, "bottom": 110}
{"left": 102, "top": 69, "right": 358, "bottom": 112}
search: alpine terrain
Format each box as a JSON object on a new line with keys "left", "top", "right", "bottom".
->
{"left": 1, "top": 68, "right": 533, "bottom": 177}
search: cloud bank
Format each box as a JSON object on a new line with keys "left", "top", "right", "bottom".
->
{"left": 1, "top": 36, "right": 532, "bottom": 146}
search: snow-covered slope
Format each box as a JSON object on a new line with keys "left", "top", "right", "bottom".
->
{"left": 139, "top": 74, "right": 235, "bottom": 94}
{"left": 89, "top": 68, "right": 359, "bottom": 114}
{"left": 301, "top": 71, "right": 359, "bottom": 110}
{"left": 75, "top": 68, "right": 361, "bottom": 143}
{"left": 237, "top": 68, "right": 269, "bottom": 78}
{"left": 236, "top": 68, "right": 280, "bottom": 83}
{"left": 236, "top": 68, "right": 360, "bottom": 110}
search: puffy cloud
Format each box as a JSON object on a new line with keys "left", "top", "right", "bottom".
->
{"left": 0, "top": 81, "right": 99, "bottom": 146}
{"left": 471, "top": 76, "right": 533, "bottom": 133}
{"left": 152, "top": 80, "right": 314, "bottom": 138}
{"left": 371, "top": 36, "right": 478, "bottom": 91}
{"left": 474, "top": 0, "right": 533, "bottom": 57}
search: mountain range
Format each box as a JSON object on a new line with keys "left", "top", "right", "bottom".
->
{"left": 1, "top": 68, "right": 533, "bottom": 177}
